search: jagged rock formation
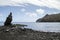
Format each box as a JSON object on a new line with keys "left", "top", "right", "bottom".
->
{"left": 36, "top": 13, "right": 60, "bottom": 22}
{"left": 4, "top": 12, "right": 12, "bottom": 26}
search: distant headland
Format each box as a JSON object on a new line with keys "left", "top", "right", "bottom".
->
{"left": 36, "top": 13, "right": 60, "bottom": 22}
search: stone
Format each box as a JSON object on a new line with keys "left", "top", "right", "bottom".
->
{"left": 4, "top": 12, "right": 12, "bottom": 26}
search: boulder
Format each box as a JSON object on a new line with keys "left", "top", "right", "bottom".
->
{"left": 4, "top": 12, "right": 12, "bottom": 26}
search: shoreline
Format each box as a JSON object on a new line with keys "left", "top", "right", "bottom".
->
{"left": 0, "top": 26, "right": 60, "bottom": 40}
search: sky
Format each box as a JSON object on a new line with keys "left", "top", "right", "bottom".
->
{"left": 0, "top": 0, "right": 60, "bottom": 22}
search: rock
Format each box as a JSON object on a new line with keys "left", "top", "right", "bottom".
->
{"left": 36, "top": 13, "right": 60, "bottom": 22}
{"left": 4, "top": 12, "right": 12, "bottom": 26}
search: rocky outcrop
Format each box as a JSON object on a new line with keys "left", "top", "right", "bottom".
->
{"left": 4, "top": 12, "right": 12, "bottom": 26}
{"left": 36, "top": 13, "right": 60, "bottom": 22}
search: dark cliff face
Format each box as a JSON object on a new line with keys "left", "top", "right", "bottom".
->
{"left": 36, "top": 13, "right": 60, "bottom": 22}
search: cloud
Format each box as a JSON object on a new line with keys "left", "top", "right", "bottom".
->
{"left": 21, "top": 8, "right": 26, "bottom": 12}
{"left": 48, "top": 12, "right": 60, "bottom": 15}
{"left": 36, "top": 9, "right": 44, "bottom": 14}
{"left": 25, "top": 9, "right": 46, "bottom": 18}
{"left": 25, "top": 12, "right": 38, "bottom": 22}
{"left": 0, "top": 0, "right": 60, "bottom": 10}
{"left": 0, "top": 13, "right": 3, "bottom": 17}
{"left": 0, "top": 0, "right": 25, "bottom": 6}
{"left": 27, "top": 0, "right": 60, "bottom": 10}
{"left": 25, "top": 12, "right": 37, "bottom": 18}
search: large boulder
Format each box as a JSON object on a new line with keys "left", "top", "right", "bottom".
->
{"left": 4, "top": 12, "right": 12, "bottom": 26}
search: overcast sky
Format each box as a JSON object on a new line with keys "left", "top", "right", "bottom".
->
{"left": 0, "top": 0, "right": 60, "bottom": 22}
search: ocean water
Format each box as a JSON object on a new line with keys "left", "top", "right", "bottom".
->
{"left": 0, "top": 22, "right": 60, "bottom": 32}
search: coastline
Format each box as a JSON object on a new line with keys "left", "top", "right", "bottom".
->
{"left": 0, "top": 26, "right": 60, "bottom": 40}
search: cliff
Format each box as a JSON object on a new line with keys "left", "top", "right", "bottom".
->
{"left": 36, "top": 13, "right": 60, "bottom": 22}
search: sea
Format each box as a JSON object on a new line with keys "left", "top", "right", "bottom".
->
{"left": 0, "top": 22, "right": 60, "bottom": 32}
